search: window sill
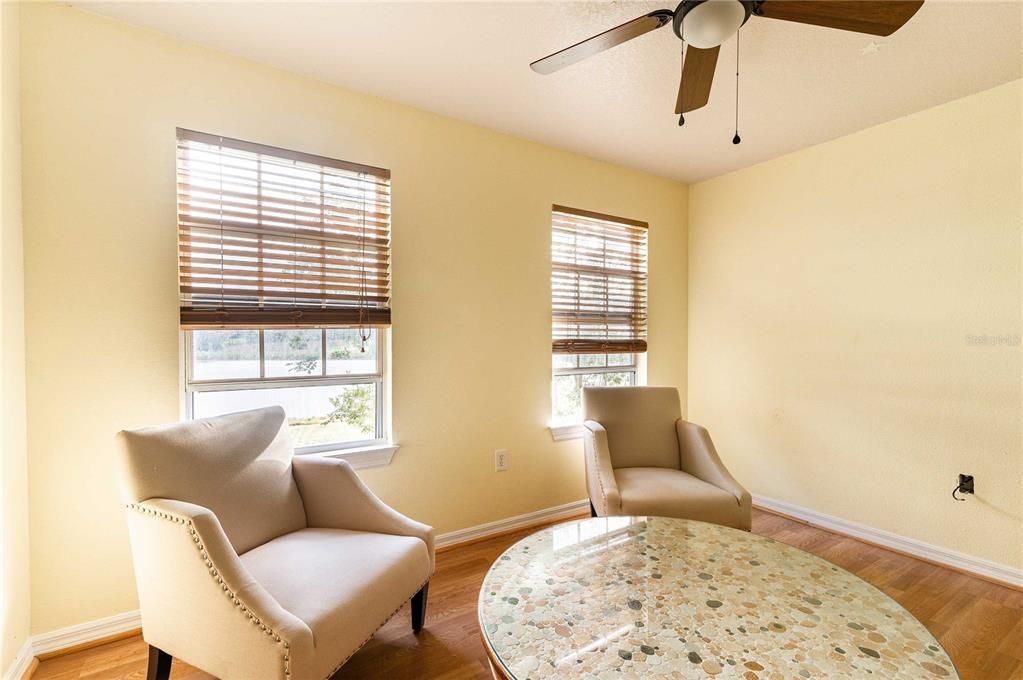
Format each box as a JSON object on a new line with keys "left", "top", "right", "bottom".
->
{"left": 312, "top": 443, "right": 399, "bottom": 469}
{"left": 549, "top": 423, "right": 584, "bottom": 441}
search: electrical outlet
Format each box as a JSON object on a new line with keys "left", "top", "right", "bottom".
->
{"left": 495, "top": 449, "right": 509, "bottom": 472}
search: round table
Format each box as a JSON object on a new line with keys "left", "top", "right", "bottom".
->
{"left": 478, "top": 516, "right": 957, "bottom": 679}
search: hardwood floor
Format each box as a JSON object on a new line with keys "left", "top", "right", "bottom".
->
{"left": 33, "top": 510, "right": 1023, "bottom": 680}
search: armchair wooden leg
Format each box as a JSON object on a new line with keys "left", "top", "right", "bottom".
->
{"left": 590, "top": 501, "right": 597, "bottom": 518}
{"left": 411, "top": 583, "right": 429, "bottom": 633}
{"left": 146, "top": 646, "right": 172, "bottom": 680}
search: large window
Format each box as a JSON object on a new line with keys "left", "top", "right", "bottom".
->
{"left": 176, "top": 130, "right": 391, "bottom": 452}
{"left": 551, "top": 205, "right": 648, "bottom": 423}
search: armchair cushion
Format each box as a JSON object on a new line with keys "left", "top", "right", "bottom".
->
{"left": 615, "top": 467, "right": 748, "bottom": 530}
{"left": 118, "top": 407, "right": 306, "bottom": 554}
{"left": 583, "top": 387, "right": 682, "bottom": 469}
{"left": 240, "top": 528, "right": 430, "bottom": 679}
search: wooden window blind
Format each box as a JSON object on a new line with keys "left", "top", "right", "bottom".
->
{"left": 551, "top": 205, "right": 648, "bottom": 354}
{"left": 176, "top": 129, "right": 391, "bottom": 329}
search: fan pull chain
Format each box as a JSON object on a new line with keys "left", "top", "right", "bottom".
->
{"left": 733, "top": 30, "right": 741, "bottom": 144}
{"left": 678, "top": 40, "right": 686, "bottom": 126}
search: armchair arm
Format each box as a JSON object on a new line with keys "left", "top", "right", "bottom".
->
{"left": 292, "top": 456, "right": 435, "bottom": 571}
{"left": 126, "top": 499, "right": 313, "bottom": 680}
{"left": 675, "top": 420, "right": 752, "bottom": 522}
{"left": 582, "top": 421, "right": 621, "bottom": 516}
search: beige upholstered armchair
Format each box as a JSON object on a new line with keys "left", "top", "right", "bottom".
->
{"left": 117, "top": 406, "right": 433, "bottom": 680}
{"left": 582, "top": 386, "right": 751, "bottom": 530}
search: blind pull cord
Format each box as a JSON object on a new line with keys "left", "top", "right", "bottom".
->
{"left": 359, "top": 175, "right": 370, "bottom": 353}
{"left": 218, "top": 138, "right": 225, "bottom": 314}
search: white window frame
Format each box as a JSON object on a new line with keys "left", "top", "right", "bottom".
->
{"left": 183, "top": 329, "right": 395, "bottom": 466}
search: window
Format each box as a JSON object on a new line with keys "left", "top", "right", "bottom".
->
{"left": 177, "top": 130, "right": 392, "bottom": 453}
{"left": 551, "top": 205, "right": 648, "bottom": 424}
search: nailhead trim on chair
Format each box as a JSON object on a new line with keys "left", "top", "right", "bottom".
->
{"left": 321, "top": 577, "right": 431, "bottom": 680}
{"left": 594, "top": 462, "right": 611, "bottom": 514}
{"left": 127, "top": 504, "right": 293, "bottom": 679}
{"left": 586, "top": 430, "right": 616, "bottom": 515}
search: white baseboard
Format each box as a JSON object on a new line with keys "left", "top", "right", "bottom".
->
{"left": 2, "top": 640, "right": 33, "bottom": 680}
{"left": 0, "top": 612, "right": 143, "bottom": 679}
{"left": 31, "top": 610, "right": 141, "bottom": 658}
{"left": 436, "top": 498, "right": 589, "bottom": 549}
{"left": 754, "top": 494, "right": 1023, "bottom": 590}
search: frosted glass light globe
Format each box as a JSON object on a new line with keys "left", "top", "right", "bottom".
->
{"left": 684, "top": 0, "right": 746, "bottom": 49}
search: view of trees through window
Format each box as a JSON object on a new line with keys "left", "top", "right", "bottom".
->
{"left": 552, "top": 353, "right": 636, "bottom": 423}
{"left": 188, "top": 329, "right": 382, "bottom": 448}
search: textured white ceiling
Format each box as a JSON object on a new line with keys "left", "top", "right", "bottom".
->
{"left": 76, "top": 1, "right": 1023, "bottom": 183}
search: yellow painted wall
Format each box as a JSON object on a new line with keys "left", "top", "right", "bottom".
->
{"left": 688, "top": 80, "right": 1022, "bottom": 571}
{"left": 20, "top": 4, "right": 688, "bottom": 633}
{"left": 1, "top": 0, "right": 31, "bottom": 672}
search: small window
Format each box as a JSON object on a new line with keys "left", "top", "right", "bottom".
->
{"left": 551, "top": 205, "right": 648, "bottom": 423}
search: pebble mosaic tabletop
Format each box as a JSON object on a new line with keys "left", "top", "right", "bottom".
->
{"left": 478, "top": 516, "right": 957, "bottom": 679}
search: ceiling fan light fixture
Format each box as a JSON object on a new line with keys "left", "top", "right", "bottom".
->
{"left": 529, "top": 0, "right": 926, "bottom": 133}
{"left": 678, "top": 0, "right": 751, "bottom": 49}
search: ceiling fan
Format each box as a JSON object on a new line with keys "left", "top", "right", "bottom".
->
{"left": 531, "top": 0, "right": 925, "bottom": 128}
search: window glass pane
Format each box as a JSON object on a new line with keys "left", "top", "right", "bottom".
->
{"left": 553, "top": 375, "right": 582, "bottom": 422}
{"left": 191, "top": 330, "right": 260, "bottom": 381}
{"left": 553, "top": 371, "right": 636, "bottom": 423}
{"left": 608, "top": 353, "right": 635, "bottom": 367}
{"left": 552, "top": 354, "right": 577, "bottom": 369}
{"left": 595, "top": 371, "right": 635, "bottom": 387}
{"left": 578, "top": 354, "right": 607, "bottom": 368}
{"left": 264, "top": 330, "right": 322, "bottom": 377}
{"left": 192, "top": 383, "right": 378, "bottom": 448}
{"left": 326, "top": 329, "right": 378, "bottom": 375}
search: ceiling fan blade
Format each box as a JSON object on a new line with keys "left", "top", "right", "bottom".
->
{"left": 530, "top": 10, "right": 673, "bottom": 75}
{"left": 757, "top": 1, "right": 924, "bottom": 37}
{"left": 675, "top": 45, "right": 720, "bottom": 114}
